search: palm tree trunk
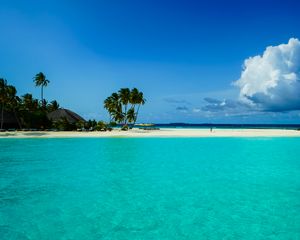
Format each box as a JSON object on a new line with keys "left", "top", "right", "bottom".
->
{"left": 124, "top": 104, "right": 128, "bottom": 125}
{"left": 129, "top": 104, "right": 135, "bottom": 129}
{"left": 132, "top": 104, "right": 141, "bottom": 127}
{"left": 41, "top": 86, "right": 44, "bottom": 107}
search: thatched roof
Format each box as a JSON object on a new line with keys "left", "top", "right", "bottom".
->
{"left": 47, "top": 108, "right": 85, "bottom": 123}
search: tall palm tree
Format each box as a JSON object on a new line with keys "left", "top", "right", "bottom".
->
{"left": 104, "top": 93, "right": 120, "bottom": 122}
{"left": 127, "top": 108, "right": 135, "bottom": 124}
{"left": 132, "top": 91, "right": 146, "bottom": 127}
{"left": 111, "top": 104, "right": 124, "bottom": 124}
{"left": 118, "top": 88, "right": 130, "bottom": 124}
{"left": 33, "top": 72, "right": 50, "bottom": 107}
{"left": 129, "top": 88, "right": 139, "bottom": 110}
{"left": 104, "top": 96, "right": 114, "bottom": 121}
{"left": 0, "top": 78, "right": 8, "bottom": 129}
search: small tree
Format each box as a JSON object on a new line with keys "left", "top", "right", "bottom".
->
{"left": 95, "top": 121, "right": 107, "bottom": 131}
{"left": 47, "top": 100, "right": 60, "bottom": 112}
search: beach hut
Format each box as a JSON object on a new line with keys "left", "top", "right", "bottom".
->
{"left": 47, "top": 108, "right": 86, "bottom": 123}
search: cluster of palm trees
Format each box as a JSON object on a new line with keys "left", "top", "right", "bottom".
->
{"left": 104, "top": 88, "right": 145, "bottom": 129}
{"left": 0, "top": 73, "right": 59, "bottom": 129}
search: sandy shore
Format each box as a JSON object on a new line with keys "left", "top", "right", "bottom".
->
{"left": 0, "top": 128, "right": 299, "bottom": 138}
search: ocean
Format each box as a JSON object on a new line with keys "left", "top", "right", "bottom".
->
{"left": 155, "top": 123, "right": 300, "bottom": 130}
{"left": 0, "top": 137, "right": 300, "bottom": 239}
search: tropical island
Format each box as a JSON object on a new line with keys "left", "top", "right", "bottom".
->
{"left": 0, "top": 73, "right": 146, "bottom": 132}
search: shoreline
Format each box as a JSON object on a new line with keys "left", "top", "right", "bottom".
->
{"left": 0, "top": 128, "right": 300, "bottom": 138}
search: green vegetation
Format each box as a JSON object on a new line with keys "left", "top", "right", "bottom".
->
{"left": 1, "top": 74, "right": 146, "bottom": 131}
{"left": 47, "top": 100, "right": 60, "bottom": 112}
{"left": 1, "top": 77, "right": 55, "bottom": 130}
{"left": 104, "top": 88, "right": 146, "bottom": 130}
{"left": 1, "top": 78, "right": 22, "bottom": 129}
{"left": 53, "top": 118, "right": 77, "bottom": 131}
{"left": 1, "top": 73, "right": 68, "bottom": 130}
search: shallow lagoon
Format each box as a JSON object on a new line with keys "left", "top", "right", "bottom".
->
{"left": 0, "top": 138, "right": 300, "bottom": 239}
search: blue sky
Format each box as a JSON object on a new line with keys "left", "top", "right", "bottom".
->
{"left": 1, "top": 0, "right": 300, "bottom": 123}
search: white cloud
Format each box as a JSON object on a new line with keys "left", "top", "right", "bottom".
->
{"left": 234, "top": 38, "right": 300, "bottom": 112}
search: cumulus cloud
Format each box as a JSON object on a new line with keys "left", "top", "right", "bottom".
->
{"left": 202, "top": 97, "right": 250, "bottom": 113}
{"left": 234, "top": 38, "right": 300, "bottom": 112}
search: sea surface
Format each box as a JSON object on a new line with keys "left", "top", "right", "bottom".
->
{"left": 0, "top": 137, "right": 300, "bottom": 239}
{"left": 155, "top": 123, "right": 300, "bottom": 130}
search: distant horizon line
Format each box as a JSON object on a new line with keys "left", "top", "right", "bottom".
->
{"left": 135, "top": 123, "right": 300, "bottom": 126}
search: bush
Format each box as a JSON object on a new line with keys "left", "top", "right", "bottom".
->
{"left": 95, "top": 121, "right": 107, "bottom": 131}
{"left": 109, "top": 121, "right": 117, "bottom": 127}
{"left": 121, "top": 124, "right": 129, "bottom": 131}
{"left": 52, "top": 118, "right": 76, "bottom": 131}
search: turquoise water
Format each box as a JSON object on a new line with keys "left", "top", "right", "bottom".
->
{"left": 0, "top": 138, "right": 300, "bottom": 239}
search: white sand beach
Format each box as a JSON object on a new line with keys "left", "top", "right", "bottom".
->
{"left": 0, "top": 128, "right": 299, "bottom": 138}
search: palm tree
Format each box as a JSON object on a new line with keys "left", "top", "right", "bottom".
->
{"left": 33, "top": 72, "right": 50, "bottom": 107}
{"left": 0, "top": 78, "right": 8, "bottom": 129}
{"left": 127, "top": 107, "right": 135, "bottom": 124}
{"left": 132, "top": 91, "right": 146, "bottom": 127}
{"left": 6, "top": 85, "right": 22, "bottom": 129}
{"left": 104, "top": 93, "right": 120, "bottom": 122}
{"left": 47, "top": 100, "right": 59, "bottom": 112}
{"left": 104, "top": 96, "right": 114, "bottom": 121}
{"left": 0, "top": 79, "right": 22, "bottom": 129}
{"left": 118, "top": 88, "right": 130, "bottom": 124}
{"left": 103, "top": 88, "right": 146, "bottom": 129}
{"left": 129, "top": 88, "right": 139, "bottom": 109}
{"left": 111, "top": 104, "right": 124, "bottom": 124}
{"left": 21, "top": 93, "right": 39, "bottom": 112}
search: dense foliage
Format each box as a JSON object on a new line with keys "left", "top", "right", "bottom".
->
{"left": 0, "top": 76, "right": 60, "bottom": 129}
